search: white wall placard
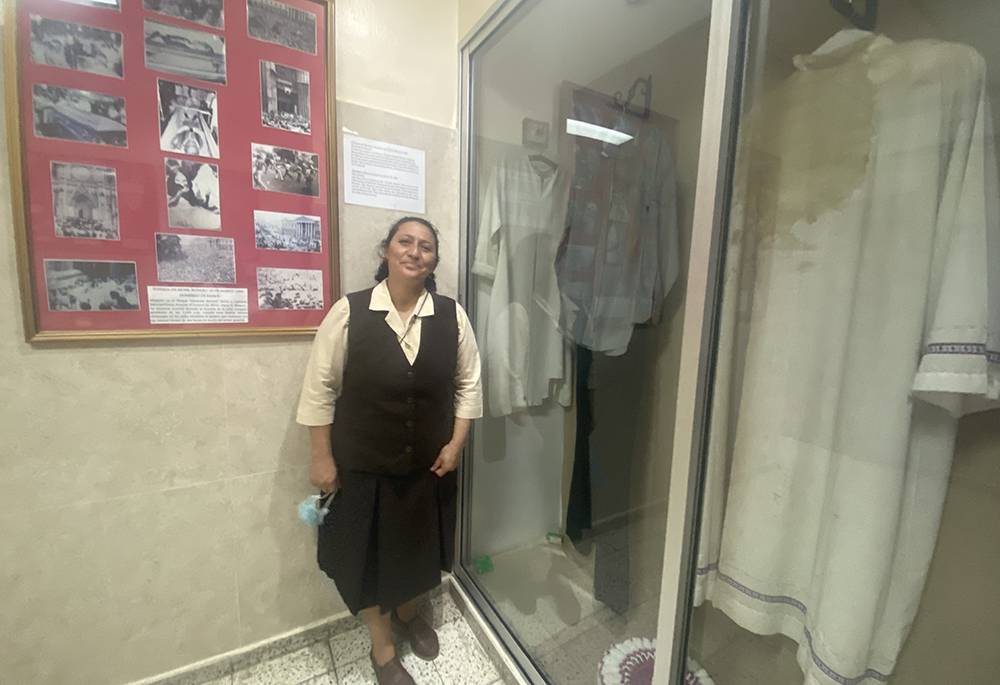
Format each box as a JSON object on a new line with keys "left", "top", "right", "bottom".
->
{"left": 148, "top": 287, "right": 249, "bottom": 324}
{"left": 343, "top": 134, "right": 426, "bottom": 213}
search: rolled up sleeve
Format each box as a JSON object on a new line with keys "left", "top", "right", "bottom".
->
{"left": 454, "top": 303, "right": 483, "bottom": 419}
{"left": 296, "top": 297, "right": 350, "bottom": 426}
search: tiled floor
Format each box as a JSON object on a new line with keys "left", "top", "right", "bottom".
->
{"left": 198, "top": 591, "right": 503, "bottom": 685}
{"left": 475, "top": 520, "right": 666, "bottom": 685}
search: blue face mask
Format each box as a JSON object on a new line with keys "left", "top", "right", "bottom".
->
{"left": 298, "top": 491, "right": 336, "bottom": 527}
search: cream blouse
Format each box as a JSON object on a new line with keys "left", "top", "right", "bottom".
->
{"left": 296, "top": 280, "right": 483, "bottom": 426}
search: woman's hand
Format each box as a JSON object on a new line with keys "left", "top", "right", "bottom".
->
{"left": 310, "top": 453, "right": 339, "bottom": 492}
{"left": 430, "top": 442, "right": 463, "bottom": 477}
{"left": 308, "top": 426, "right": 339, "bottom": 493}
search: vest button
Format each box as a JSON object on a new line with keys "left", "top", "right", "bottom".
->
{"left": 406, "top": 420, "right": 415, "bottom": 427}
{"left": 407, "top": 397, "right": 415, "bottom": 404}
{"left": 405, "top": 446, "right": 413, "bottom": 453}
{"left": 407, "top": 371, "right": 414, "bottom": 379}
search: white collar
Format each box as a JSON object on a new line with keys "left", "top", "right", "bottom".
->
{"left": 813, "top": 28, "right": 873, "bottom": 56}
{"left": 794, "top": 28, "right": 888, "bottom": 71}
{"left": 368, "top": 279, "right": 435, "bottom": 317}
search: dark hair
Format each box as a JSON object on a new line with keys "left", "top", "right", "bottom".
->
{"left": 374, "top": 216, "right": 440, "bottom": 292}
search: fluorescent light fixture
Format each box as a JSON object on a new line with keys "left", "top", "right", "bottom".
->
{"left": 566, "top": 119, "right": 634, "bottom": 145}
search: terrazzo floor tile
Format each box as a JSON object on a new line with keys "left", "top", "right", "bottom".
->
{"left": 543, "top": 609, "right": 613, "bottom": 655}
{"left": 301, "top": 674, "right": 338, "bottom": 685}
{"left": 330, "top": 616, "right": 365, "bottom": 636}
{"left": 537, "top": 622, "right": 611, "bottom": 685}
{"left": 492, "top": 598, "right": 557, "bottom": 649}
{"left": 233, "top": 642, "right": 332, "bottom": 685}
{"left": 329, "top": 624, "right": 371, "bottom": 671}
{"left": 159, "top": 664, "right": 234, "bottom": 685}
{"left": 334, "top": 658, "right": 377, "bottom": 685}
{"left": 397, "top": 643, "right": 445, "bottom": 685}
{"left": 424, "top": 590, "right": 463, "bottom": 627}
{"left": 536, "top": 646, "right": 593, "bottom": 685}
{"left": 433, "top": 619, "right": 501, "bottom": 685}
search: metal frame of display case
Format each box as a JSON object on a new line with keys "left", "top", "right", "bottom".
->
{"left": 456, "top": 0, "right": 751, "bottom": 683}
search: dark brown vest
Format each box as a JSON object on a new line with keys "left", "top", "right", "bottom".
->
{"left": 331, "top": 288, "right": 457, "bottom": 475}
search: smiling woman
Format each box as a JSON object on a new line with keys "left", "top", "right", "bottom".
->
{"left": 375, "top": 217, "right": 441, "bottom": 294}
{"left": 296, "top": 217, "right": 482, "bottom": 685}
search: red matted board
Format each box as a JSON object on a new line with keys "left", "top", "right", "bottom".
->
{"left": 7, "top": 0, "right": 337, "bottom": 341}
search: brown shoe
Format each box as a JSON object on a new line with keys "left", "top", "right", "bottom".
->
{"left": 391, "top": 610, "right": 440, "bottom": 661}
{"left": 370, "top": 651, "right": 417, "bottom": 685}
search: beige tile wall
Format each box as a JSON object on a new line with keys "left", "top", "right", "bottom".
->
{"left": 335, "top": 101, "right": 461, "bottom": 298}
{"left": 0, "top": 84, "right": 459, "bottom": 685}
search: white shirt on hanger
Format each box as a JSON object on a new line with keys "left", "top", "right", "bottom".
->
{"left": 473, "top": 153, "right": 573, "bottom": 417}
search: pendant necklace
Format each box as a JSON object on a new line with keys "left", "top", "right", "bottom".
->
{"left": 397, "top": 291, "right": 428, "bottom": 351}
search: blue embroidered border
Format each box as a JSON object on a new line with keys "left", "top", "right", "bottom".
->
{"left": 925, "top": 342, "right": 1000, "bottom": 364}
{"left": 695, "top": 563, "right": 891, "bottom": 684}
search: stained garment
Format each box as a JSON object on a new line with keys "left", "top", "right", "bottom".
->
{"left": 695, "top": 31, "right": 1000, "bottom": 685}
{"left": 297, "top": 284, "right": 483, "bottom": 614}
{"left": 555, "top": 84, "right": 680, "bottom": 355}
{"left": 473, "top": 153, "right": 573, "bottom": 416}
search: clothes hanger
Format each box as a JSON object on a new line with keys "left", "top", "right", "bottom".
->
{"left": 528, "top": 153, "right": 558, "bottom": 170}
{"left": 608, "top": 75, "right": 652, "bottom": 120}
{"left": 829, "top": 0, "right": 878, "bottom": 31}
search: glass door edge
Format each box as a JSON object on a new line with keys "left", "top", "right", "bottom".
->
{"left": 651, "top": 0, "right": 749, "bottom": 683}
{"left": 454, "top": 564, "right": 549, "bottom": 684}
{"left": 454, "top": 2, "right": 551, "bottom": 683}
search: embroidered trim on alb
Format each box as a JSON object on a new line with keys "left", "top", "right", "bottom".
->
{"left": 695, "top": 563, "right": 891, "bottom": 684}
{"left": 925, "top": 342, "right": 1000, "bottom": 364}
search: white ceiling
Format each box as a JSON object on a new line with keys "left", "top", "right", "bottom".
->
{"left": 476, "top": 0, "right": 712, "bottom": 140}
{"left": 479, "top": 0, "right": 711, "bottom": 95}
{"left": 475, "top": 0, "right": 1000, "bottom": 143}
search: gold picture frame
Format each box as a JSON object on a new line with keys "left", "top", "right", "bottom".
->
{"left": 5, "top": 0, "right": 339, "bottom": 342}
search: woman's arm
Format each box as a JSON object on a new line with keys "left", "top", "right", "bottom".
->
{"left": 308, "top": 425, "right": 339, "bottom": 492}
{"left": 430, "top": 417, "right": 471, "bottom": 477}
{"left": 431, "top": 304, "right": 483, "bottom": 476}
{"left": 297, "top": 296, "right": 350, "bottom": 491}
{"left": 452, "top": 304, "right": 483, "bottom": 420}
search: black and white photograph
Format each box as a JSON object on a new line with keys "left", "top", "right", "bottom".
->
{"left": 50, "top": 162, "right": 120, "bottom": 240}
{"left": 247, "top": 0, "right": 317, "bottom": 55}
{"left": 158, "top": 79, "right": 219, "bottom": 158}
{"left": 155, "top": 233, "right": 236, "bottom": 284}
{"left": 144, "top": 18, "right": 226, "bottom": 85}
{"left": 32, "top": 84, "right": 127, "bottom": 147}
{"left": 30, "top": 16, "right": 124, "bottom": 78}
{"left": 254, "top": 210, "right": 320, "bottom": 253}
{"left": 61, "top": 0, "right": 121, "bottom": 9}
{"left": 165, "top": 158, "right": 220, "bottom": 229}
{"left": 257, "top": 267, "right": 323, "bottom": 310}
{"left": 143, "top": 0, "right": 225, "bottom": 30}
{"left": 252, "top": 143, "right": 319, "bottom": 196}
{"left": 260, "top": 61, "right": 310, "bottom": 134}
{"left": 44, "top": 260, "right": 138, "bottom": 311}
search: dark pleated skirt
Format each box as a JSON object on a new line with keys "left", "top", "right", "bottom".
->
{"left": 317, "top": 467, "right": 457, "bottom": 615}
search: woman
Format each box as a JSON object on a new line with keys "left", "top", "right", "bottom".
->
{"left": 297, "top": 217, "right": 482, "bottom": 685}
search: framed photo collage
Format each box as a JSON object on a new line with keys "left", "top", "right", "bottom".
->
{"left": 6, "top": 0, "right": 337, "bottom": 341}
